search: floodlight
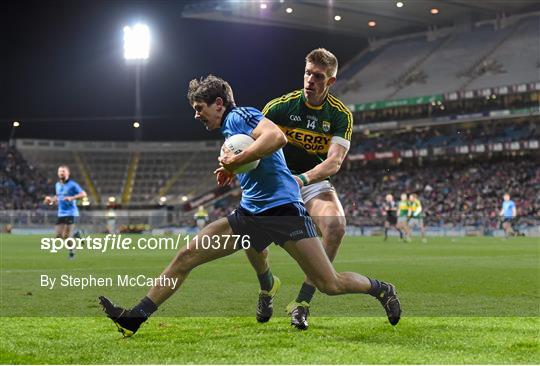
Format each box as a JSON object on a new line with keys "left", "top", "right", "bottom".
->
{"left": 123, "top": 23, "right": 150, "bottom": 60}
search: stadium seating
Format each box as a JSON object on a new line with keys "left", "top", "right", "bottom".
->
{"left": 466, "top": 17, "right": 540, "bottom": 90}
{"left": 14, "top": 142, "right": 221, "bottom": 207}
{"left": 79, "top": 151, "right": 131, "bottom": 202}
{"left": 333, "top": 158, "right": 539, "bottom": 228}
{"left": 350, "top": 120, "right": 538, "bottom": 154}
{"left": 338, "top": 15, "right": 540, "bottom": 104}
{"left": 130, "top": 150, "right": 218, "bottom": 205}
{"left": 0, "top": 143, "right": 50, "bottom": 210}
{"left": 340, "top": 36, "right": 440, "bottom": 103}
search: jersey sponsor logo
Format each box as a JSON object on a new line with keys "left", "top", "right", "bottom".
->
{"left": 280, "top": 127, "right": 331, "bottom": 154}
{"left": 289, "top": 115, "right": 302, "bottom": 122}
{"left": 322, "top": 121, "right": 331, "bottom": 132}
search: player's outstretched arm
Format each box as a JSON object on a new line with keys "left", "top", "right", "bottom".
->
{"left": 298, "top": 143, "right": 348, "bottom": 186}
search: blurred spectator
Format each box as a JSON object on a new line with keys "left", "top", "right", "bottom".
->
{"left": 0, "top": 143, "right": 50, "bottom": 210}
{"left": 333, "top": 158, "right": 540, "bottom": 228}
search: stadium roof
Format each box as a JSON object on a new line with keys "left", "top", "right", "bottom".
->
{"left": 182, "top": 0, "right": 540, "bottom": 38}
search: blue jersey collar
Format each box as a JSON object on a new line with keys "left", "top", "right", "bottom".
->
{"left": 220, "top": 105, "right": 235, "bottom": 130}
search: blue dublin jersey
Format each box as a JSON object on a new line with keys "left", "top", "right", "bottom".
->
{"left": 501, "top": 200, "right": 516, "bottom": 218}
{"left": 55, "top": 179, "right": 83, "bottom": 217}
{"left": 221, "top": 106, "right": 302, "bottom": 213}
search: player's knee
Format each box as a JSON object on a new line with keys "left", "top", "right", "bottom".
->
{"left": 317, "top": 282, "right": 341, "bottom": 296}
{"left": 171, "top": 246, "right": 197, "bottom": 273}
{"left": 313, "top": 276, "right": 341, "bottom": 296}
{"left": 321, "top": 217, "right": 346, "bottom": 245}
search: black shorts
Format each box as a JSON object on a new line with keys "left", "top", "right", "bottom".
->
{"left": 386, "top": 216, "right": 398, "bottom": 225}
{"left": 227, "top": 202, "right": 318, "bottom": 252}
{"left": 56, "top": 216, "right": 76, "bottom": 225}
{"left": 502, "top": 217, "right": 516, "bottom": 224}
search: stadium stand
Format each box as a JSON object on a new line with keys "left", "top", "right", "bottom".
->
{"left": 338, "top": 15, "right": 540, "bottom": 105}
{"left": 355, "top": 89, "right": 539, "bottom": 124}
{"left": 12, "top": 140, "right": 221, "bottom": 207}
{"left": 351, "top": 119, "right": 538, "bottom": 154}
{"left": 0, "top": 143, "right": 49, "bottom": 210}
{"left": 4, "top": 114, "right": 537, "bottom": 232}
{"left": 466, "top": 17, "right": 540, "bottom": 90}
{"left": 334, "top": 157, "right": 539, "bottom": 230}
{"left": 79, "top": 151, "right": 131, "bottom": 203}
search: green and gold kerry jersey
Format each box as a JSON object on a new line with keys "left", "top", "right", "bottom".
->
{"left": 409, "top": 198, "right": 423, "bottom": 218}
{"left": 261, "top": 90, "right": 353, "bottom": 175}
{"left": 398, "top": 200, "right": 409, "bottom": 217}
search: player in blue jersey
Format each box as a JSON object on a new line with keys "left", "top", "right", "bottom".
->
{"left": 99, "top": 75, "right": 401, "bottom": 337}
{"left": 499, "top": 193, "right": 518, "bottom": 238}
{"left": 44, "top": 165, "right": 87, "bottom": 258}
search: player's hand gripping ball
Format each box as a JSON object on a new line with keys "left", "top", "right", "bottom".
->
{"left": 220, "top": 134, "right": 260, "bottom": 174}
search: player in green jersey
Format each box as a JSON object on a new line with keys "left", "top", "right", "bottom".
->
{"left": 245, "top": 48, "right": 355, "bottom": 330}
{"left": 408, "top": 193, "right": 427, "bottom": 243}
{"left": 194, "top": 205, "right": 209, "bottom": 231}
{"left": 396, "top": 193, "right": 412, "bottom": 242}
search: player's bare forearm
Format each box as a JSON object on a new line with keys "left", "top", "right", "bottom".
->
{"left": 236, "top": 118, "right": 287, "bottom": 165}
{"left": 302, "top": 143, "right": 348, "bottom": 185}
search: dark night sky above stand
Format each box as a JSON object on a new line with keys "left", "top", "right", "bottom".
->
{"left": 2, "top": 0, "right": 365, "bottom": 141}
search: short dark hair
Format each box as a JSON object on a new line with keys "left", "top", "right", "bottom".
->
{"left": 305, "top": 48, "right": 338, "bottom": 77}
{"left": 187, "top": 75, "right": 235, "bottom": 108}
{"left": 58, "top": 165, "right": 70, "bottom": 172}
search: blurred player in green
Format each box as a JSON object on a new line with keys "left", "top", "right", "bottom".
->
{"left": 194, "top": 205, "right": 209, "bottom": 231}
{"left": 396, "top": 193, "right": 411, "bottom": 242}
{"left": 408, "top": 193, "right": 426, "bottom": 243}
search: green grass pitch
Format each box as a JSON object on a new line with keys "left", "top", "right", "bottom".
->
{"left": 1, "top": 234, "right": 539, "bottom": 364}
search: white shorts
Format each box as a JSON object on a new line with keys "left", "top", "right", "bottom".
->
{"left": 301, "top": 180, "right": 336, "bottom": 204}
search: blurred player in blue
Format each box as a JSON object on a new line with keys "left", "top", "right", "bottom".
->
{"left": 499, "top": 192, "right": 519, "bottom": 238}
{"left": 44, "top": 165, "right": 87, "bottom": 258}
{"left": 99, "top": 75, "right": 401, "bottom": 337}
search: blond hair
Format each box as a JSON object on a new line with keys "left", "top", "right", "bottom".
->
{"left": 305, "top": 48, "right": 338, "bottom": 77}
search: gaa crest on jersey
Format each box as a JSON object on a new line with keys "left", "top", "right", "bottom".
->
{"left": 322, "top": 121, "right": 331, "bottom": 132}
